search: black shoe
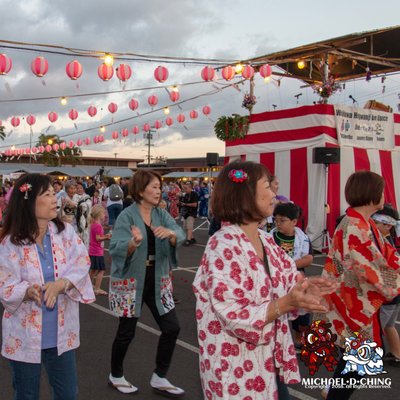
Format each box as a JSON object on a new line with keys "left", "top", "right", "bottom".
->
{"left": 183, "top": 240, "right": 191, "bottom": 246}
{"left": 190, "top": 238, "right": 196, "bottom": 244}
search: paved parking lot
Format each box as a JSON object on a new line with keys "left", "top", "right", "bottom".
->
{"left": 0, "top": 219, "right": 399, "bottom": 399}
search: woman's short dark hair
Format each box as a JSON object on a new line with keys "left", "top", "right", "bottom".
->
{"left": 211, "top": 160, "right": 271, "bottom": 224}
{"left": 345, "top": 170, "right": 385, "bottom": 207}
{"left": 130, "top": 170, "right": 162, "bottom": 203}
{"left": 274, "top": 202, "right": 301, "bottom": 220}
{"left": 0, "top": 173, "right": 65, "bottom": 245}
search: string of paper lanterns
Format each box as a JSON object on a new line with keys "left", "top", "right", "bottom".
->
{"left": 0, "top": 52, "right": 274, "bottom": 84}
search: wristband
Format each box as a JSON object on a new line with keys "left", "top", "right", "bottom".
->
{"left": 61, "top": 278, "right": 70, "bottom": 294}
{"left": 274, "top": 300, "right": 281, "bottom": 319}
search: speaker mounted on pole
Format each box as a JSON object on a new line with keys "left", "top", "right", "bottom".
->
{"left": 312, "top": 147, "right": 340, "bottom": 164}
{"left": 206, "top": 152, "right": 219, "bottom": 167}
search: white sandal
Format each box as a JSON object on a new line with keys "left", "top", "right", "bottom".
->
{"left": 109, "top": 374, "right": 138, "bottom": 394}
{"left": 150, "top": 373, "right": 184, "bottom": 398}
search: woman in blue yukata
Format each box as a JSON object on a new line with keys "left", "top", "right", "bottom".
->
{"left": 108, "top": 170, "right": 186, "bottom": 397}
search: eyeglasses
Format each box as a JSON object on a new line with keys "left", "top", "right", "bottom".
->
{"left": 274, "top": 218, "right": 291, "bottom": 224}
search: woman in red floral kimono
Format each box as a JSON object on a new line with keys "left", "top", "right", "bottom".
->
{"left": 320, "top": 171, "right": 400, "bottom": 400}
{"left": 193, "top": 161, "right": 335, "bottom": 400}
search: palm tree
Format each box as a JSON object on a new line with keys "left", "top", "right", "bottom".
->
{"left": 36, "top": 134, "right": 82, "bottom": 166}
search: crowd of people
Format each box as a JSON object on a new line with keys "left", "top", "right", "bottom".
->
{"left": 0, "top": 162, "right": 399, "bottom": 399}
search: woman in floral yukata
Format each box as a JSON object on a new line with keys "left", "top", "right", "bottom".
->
{"left": 193, "top": 160, "right": 335, "bottom": 400}
{"left": 319, "top": 171, "right": 400, "bottom": 400}
{"left": 0, "top": 173, "right": 95, "bottom": 400}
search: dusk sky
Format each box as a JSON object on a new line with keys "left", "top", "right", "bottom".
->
{"left": 0, "top": 0, "right": 399, "bottom": 162}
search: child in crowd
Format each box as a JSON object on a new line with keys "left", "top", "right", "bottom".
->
{"left": 269, "top": 202, "right": 313, "bottom": 345}
{"left": 89, "top": 205, "right": 111, "bottom": 296}
{"left": 372, "top": 204, "right": 400, "bottom": 365}
{"left": 92, "top": 189, "right": 102, "bottom": 206}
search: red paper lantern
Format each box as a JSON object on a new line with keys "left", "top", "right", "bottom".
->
{"left": 60, "top": 142, "right": 67, "bottom": 150}
{"left": 177, "top": 114, "right": 185, "bottom": 123}
{"left": 99, "top": 135, "right": 105, "bottom": 142}
{"left": 0, "top": 54, "right": 12, "bottom": 75}
{"left": 154, "top": 66, "right": 169, "bottom": 83}
{"left": 259, "top": 64, "right": 272, "bottom": 78}
{"left": 45, "top": 145, "right": 52, "bottom": 152}
{"left": 25, "top": 147, "right": 31, "bottom": 154}
{"left": 148, "top": 95, "right": 158, "bottom": 107}
{"left": 116, "top": 64, "right": 132, "bottom": 81}
{"left": 69, "top": 109, "right": 78, "bottom": 120}
{"left": 26, "top": 115, "right": 36, "bottom": 126}
{"left": 68, "top": 141, "right": 74, "bottom": 149}
{"left": 112, "top": 131, "right": 119, "bottom": 140}
{"left": 165, "top": 117, "right": 173, "bottom": 126}
{"left": 202, "top": 105, "right": 211, "bottom": 115}
{"left": 128, "top": 99, "right": 139, "bottom": 111}
{"left": 108, "top": 102, "right": 118, "bottom": 114}
{"left": 222, "top": 66, "right": 235, "bottom": 81}
{"left": 143, "top": 123, "right": 150, "bottom": 132}
{"left": 201, "top": 66, "right": 215, "bottom": 81}
{"left": 93, "top": 136, "right": 99, "bottom": 144}
{"left": 11, "top": 116, "right": 20, "bottom": 127}
{"left": 121, "top": 128, "right": 129, "bottom": 137}
{"left": 38, "top": 145, "right": 45, "bottom": 153}
{"left": 98, "top": 63, "right": 114, "bottom": 81}
{"left": 241, "top": 65, "right": 254, "bottom": 79}
{"left": 76, "top": 139, "right": 83, "bottom": 146}
{"left": 189, "top": 110, "right": 198, "bottom": 119}
{"left": 154, "top": 120, "right": 162, "bottom": 129}
{"left": 132, "top": 126, "right": 140, "bottom": 135}
{"left": 84, "top": 137, "right": 91, "bottom": 145}
{"left": 48, "top": 112, "right": 58, "bottom": 123}
{"left": 31, "top": 56, "right": 49, "bottom": 77}
{"left": 66, "top": 60, "right": 83, "bottom": 80}
{"left": 169, "top": 91, "right": 180, "bottom": 102}
{"left": 32, "top": 146, "right": 38, "bottom": 154}
{"left": 52, "top": 143, "right": 59, "bottom": 151}
{"left": 87, "top": 106, "right": 97, "bottom": 117}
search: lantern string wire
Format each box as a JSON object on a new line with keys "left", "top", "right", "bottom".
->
{"left": 0, "top": 80, "right": 241, "bottom": 150}
{"left": 0, "top": 39, "right": 246, "bottom": 66}
{"left": 0, "top": 79, "right": 220, "bottom": 103}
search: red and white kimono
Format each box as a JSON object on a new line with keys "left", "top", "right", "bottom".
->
{"left": 320, "top": 207, "right": 400, "bottom": 348}
{"left": 193, "top": 224, "right": 301, "bottom": 400}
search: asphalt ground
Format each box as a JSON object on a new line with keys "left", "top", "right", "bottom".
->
{"left": 0, "top": 218, "right": 399, "bottom": 399}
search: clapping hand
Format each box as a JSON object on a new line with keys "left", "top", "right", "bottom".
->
{"left": 25, "top": 284, "right": 42, "bottom": 307}
{"left": 152, "top": 225, "right": 174, "bottom": 240}
{"left": 131, "top": 226, "right": 143, "bottom": 246}
{"left": 288, "top": 275, "right": 335, "bottom": 313}
{"left": 43, "top": 280, "right": 65, "bottom": 309}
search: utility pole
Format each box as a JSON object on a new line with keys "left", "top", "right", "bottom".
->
{"left": 144, "top": 129, "right": 154, "bottom": 167}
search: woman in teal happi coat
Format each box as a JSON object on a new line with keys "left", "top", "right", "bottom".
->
{"left": 108, "top": 170, "right": 186, "bottom": 397}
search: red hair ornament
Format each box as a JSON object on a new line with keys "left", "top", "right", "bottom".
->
{"left": 228, "top": 169, "right": 248, "bottom": 183}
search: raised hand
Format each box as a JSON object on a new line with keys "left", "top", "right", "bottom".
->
{"left": 151, "top": 225, "right": 175, "bottom": 240}
{"left": 131, "top": 226, "right": 143, "bottom": 246}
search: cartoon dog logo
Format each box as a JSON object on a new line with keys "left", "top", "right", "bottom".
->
{"left": 300, "top": 320, "right": 339, "bottom": 376}
{"left": 341, "top": 332, "right": 386, "bottom": 376}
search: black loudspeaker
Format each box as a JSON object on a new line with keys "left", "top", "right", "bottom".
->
{"left": 312, "top": 147, "right": 340, "bottom": 164}
{"left": 206, "top": 152, "right": 219, "bottom": 167}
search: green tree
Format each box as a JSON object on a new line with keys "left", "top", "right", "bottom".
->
{"left": 36, "top": 134, "right": 82, "bottom": 166}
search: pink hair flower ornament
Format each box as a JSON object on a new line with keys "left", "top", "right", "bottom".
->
{"left": 19, "top": 183, "right": 32, "bottom": 199}
{"left": 228, "top": 169, "right": 248, "bottom": 183}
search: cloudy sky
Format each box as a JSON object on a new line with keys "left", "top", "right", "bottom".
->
{"left": 0, "top": 0, "right": 399, "bottom": 162}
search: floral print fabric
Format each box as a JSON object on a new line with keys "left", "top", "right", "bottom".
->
{"left": 319, "top": 208, "right": 400, "bottom": 348}
{"left": 0, "top": 223, "right": 95, "bottom": 363}
{"left": 193, "top": 224, "right": 301, "bottom": 400}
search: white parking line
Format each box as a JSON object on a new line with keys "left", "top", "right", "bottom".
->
{"left": 88, "top": 302, "right": 318, "bottom": 400}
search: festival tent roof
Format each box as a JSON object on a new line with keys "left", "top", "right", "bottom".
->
{"left": 245, "top": 25, "right": 400, "bottom": 84}
{"left": 162, "top": 172, "right": 204, "bottom": 179}
{"left": 0, "top": 163, "right": 134, "bottom": 178}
